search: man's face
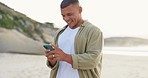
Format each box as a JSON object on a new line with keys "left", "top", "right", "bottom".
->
{"left": 61, "top": 4, "right": 82, "bottom": 29}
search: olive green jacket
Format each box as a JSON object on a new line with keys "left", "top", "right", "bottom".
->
{"left": 47, "top": 20, "right": 103, "bottom": 78}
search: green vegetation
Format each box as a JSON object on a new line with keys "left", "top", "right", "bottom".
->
{"left": 0, "top": 2, "right": 58, "bottom": 43}
{"left": 0, "top": 10, "right": 33, "bottom": 37}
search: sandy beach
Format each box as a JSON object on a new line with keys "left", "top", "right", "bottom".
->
{"left": 102, "top": 54, "right": 148, "bottom": 78}
{"left": 0, "top": 53, "right": 50, "bottom": 78}
{"left": 0, "top": 51, "right": 148, "bottom": 78}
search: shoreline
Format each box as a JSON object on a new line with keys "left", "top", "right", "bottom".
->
{"left": 103, "top": 50, "right": 148, "bottom": 56}
{"left": 103, "top": 46, "right": 148, "bottom": 56}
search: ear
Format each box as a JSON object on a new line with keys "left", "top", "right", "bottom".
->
{"left": 79, "top": 6, "right": 82, "bottom": 13}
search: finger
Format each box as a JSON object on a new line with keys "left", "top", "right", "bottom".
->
{"left": 47, "top": 55, "right": 54, "bottom": 60}
{"left": 44, "top": 51, "right": 51, "bottom": 57}
{"left": 45, "top": 50, "right": 51, "bottom": 54}
{"left": 48, "top": 51, "right": 56, "bottom": 55}
{"left": 52, "top": 54, "right": 55, "bottom": 58}
{"left": 50, "top": 44, "right": 57, "bottom": 49}
{"left": 44, "top": 51, "right": 48, "bottom": 56}
{"left": 55, "top": 54, "right": 60, "bottom": 57}
{"left": 47, "top": 58, "right": 53, "bottom": 62}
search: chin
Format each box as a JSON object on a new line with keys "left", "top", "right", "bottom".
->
{"left": 68, "top": 24, "right": 74, "bottom": 27}
{"left": 68, "top": 23, "right": 77, "bottom": 29}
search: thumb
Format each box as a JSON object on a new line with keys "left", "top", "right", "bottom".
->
{"left": 50, "top": 44, "right": 57, "bottom": 49}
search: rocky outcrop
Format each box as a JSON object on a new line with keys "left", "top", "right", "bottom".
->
{"left": 0, "top": 28, "right": 45, "bottom": 55}
{"left": 104, "top": 37, "right": 148, "bottom": 47}
{"left": 0, "top": 2, "right": 60, "bottom": 55}
{"left": 0, "top": 2, "right": 58, "bottom": 44}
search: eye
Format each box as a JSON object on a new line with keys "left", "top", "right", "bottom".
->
{"left": 67, "top": 13, "right": 72, "bottom": 16}
{"left": 61, "top": 13, "right": 73, "bottom": 18}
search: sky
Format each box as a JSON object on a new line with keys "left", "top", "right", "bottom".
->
{"left": 0, "top": 0, "right": 148, "bottom": 39}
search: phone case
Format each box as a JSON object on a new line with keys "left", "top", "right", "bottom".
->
{"left": 43, "top": 44, "right": 55, "bottom": 50}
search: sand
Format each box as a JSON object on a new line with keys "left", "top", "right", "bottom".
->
{"left": 0, "top": 53, "right": 50, "bottom": 78}
{"left": 0, "top": 52, "right": 148, "bottom": 78}
{"left": 102, "top": 54, "right": 148, "bottom": 78}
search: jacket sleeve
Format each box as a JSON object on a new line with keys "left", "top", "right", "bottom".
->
{"left": 72, "top": 27, "right": 103, "bottom": 70}
{"left": 46, "top": 61, "right": 59, "bottom": 69}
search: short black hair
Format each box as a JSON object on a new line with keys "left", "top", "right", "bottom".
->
{"left": 60, "top": 0, "right": 79, "bottom": 9}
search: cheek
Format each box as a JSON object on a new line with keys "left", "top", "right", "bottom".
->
{"left": 63, "top": 17, "right": 66, "bottom": 21}
{"left": 63, "top": 17, "right": 68, "bottom": 22}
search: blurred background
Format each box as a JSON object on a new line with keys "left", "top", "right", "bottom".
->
{"left": 0, "top": 0, "right": 148, "bottom": 78}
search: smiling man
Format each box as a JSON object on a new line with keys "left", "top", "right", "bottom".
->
{"left": 45, "top": 0, "right": 103, "bottom": 78}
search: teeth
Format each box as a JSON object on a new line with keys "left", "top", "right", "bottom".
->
{"left": 67, "top": 21, "right": 71, "bottom": 24}
{"left": 67, "top": 21, "right": 70, "bottom": 24}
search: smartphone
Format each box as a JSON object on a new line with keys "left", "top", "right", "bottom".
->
{"left": 43, "top": 44, "right": 55, "bottom": 50}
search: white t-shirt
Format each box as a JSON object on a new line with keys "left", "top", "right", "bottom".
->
{"left": 56, "top": 26, "right": 80, "bottom": 78}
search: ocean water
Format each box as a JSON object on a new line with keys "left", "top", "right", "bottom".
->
{"left": 103, "top": 46, "right": 148, "bottom": 56}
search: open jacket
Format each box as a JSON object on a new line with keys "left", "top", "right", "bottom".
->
{"left": 47, "top": 20, "right": 103, "bottom": 78}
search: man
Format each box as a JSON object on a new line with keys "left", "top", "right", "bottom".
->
{"left": 45, "top": 0, "right": 103, "bottom": 78}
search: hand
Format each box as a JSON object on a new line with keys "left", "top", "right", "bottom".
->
{"left": 45, "top": 44, "right": 73, "bottom": 64}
